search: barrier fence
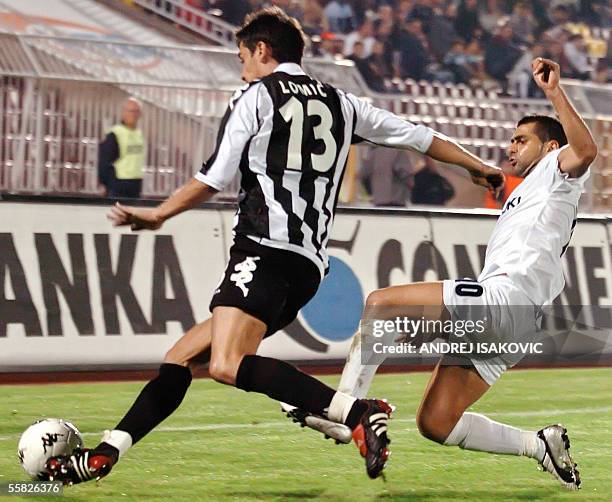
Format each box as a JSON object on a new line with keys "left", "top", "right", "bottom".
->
{"left": 0, "top": 197, "right": 610, "bottom": 371}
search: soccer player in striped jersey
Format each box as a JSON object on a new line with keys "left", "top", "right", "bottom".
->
{"left": 45, "top": 7, "right": 503, "bottom": 485}
{"left": 285, "top": 59, "right": 595, "bottom": 490}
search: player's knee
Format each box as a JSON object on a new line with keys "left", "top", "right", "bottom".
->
{"left": 416, "top": 412, "right": 444, "bottom": 443}
{"left": 366, "top": 289, "right": 389, "bottom": 307}
{"left": 208, "top": 357, "right": 238, "bottom": 385}
{"left": 416, "top": 409, "right": 458, "bottom": 444}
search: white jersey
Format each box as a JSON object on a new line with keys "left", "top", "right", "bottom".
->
{"left": 479, "top": 146, "right": 590, "bottom": 306}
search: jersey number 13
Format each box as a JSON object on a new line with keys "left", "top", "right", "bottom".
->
{"left": 280, "top": 96, "right": 337, "bottom": 173}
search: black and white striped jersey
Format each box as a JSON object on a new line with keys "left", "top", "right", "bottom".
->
{"left": 196, "top": 63, "right": 434, "bottom": 277}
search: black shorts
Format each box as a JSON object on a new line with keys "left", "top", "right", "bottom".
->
{"left": 210, "top": 236, "right": 321, "bottom": 337}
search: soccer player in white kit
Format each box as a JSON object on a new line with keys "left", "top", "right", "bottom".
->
{"left": 284, "top": 58, "right": 597, "bottom": 490}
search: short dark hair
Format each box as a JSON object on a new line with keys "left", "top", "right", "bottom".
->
{"left": 236, "top": 7, "right": 306, "bottom": 65}
{"left": 517, "top": 115, "right": 568, "bottom": 147}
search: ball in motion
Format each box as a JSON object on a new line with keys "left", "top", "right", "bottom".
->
{"left": 18, "top": 419, "right": 83, "bottom": 479}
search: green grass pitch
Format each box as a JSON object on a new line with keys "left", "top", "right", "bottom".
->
{"left": 1, "top": 368, "right": 610, "bottom": 501}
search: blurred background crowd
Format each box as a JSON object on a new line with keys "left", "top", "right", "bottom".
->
{"left": 181, "top": 0, "right": 611, "bottom": 96}
{"left": 1, "top": 0, "right": 609, "bottom": 211}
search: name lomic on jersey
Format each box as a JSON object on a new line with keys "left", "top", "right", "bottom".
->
{"left": 358, "top": 305, "right": 612, "bottom": 366}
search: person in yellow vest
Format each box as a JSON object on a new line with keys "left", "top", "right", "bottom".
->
{"left": 98, "top": 98, "right": 145, "bottom": 198}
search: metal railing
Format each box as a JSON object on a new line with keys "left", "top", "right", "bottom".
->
{"left": 0, "top": 31, "right": 243, "bottom": 197}
{"left": 132, "top": 0, "right": 237, "bottom": 47}
{"left": 0, "top": 76, "right": 224, "bottom": 197}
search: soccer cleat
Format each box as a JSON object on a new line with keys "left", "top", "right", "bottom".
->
{"left": 352, "top": 399, "right": 394, "bottom": 480}
{"left": 280, "top": 402, "right": 352, "bottom": 444}
{"left": 537, "top": 425, "right": 581, "bottom": 490}
{"left": 45, "top": 448, "right": 114, "bottom": 485}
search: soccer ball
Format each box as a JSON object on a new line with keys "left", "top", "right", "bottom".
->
{"left": 18, "top": 419, "right": 83, "bottom": 479}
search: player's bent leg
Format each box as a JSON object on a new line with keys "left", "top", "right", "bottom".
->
{"left": 416, "top": 362, "right": 490, "bottom": 443}
{"left": 208, "top": 306, "right": 393, "bottom": 479}
{"left": 417, "top": 361, "right": 580, "bottom": 489}
{"left": 209, "top": 306, "right": 346, "bottom": 422}
{"left": 208, "top": 306, "right": 266, "bottom": 385}
{"left": 364, "top": 281, "right": 447, "bottom": 325}
{"left": 46, "top": 320, "right": 213, "bottom": 485}
{"left": 343, "top": 281, "right": 447, "bottom": 397}
{"left": 287, "top": 282, "right": 447, "bottom": 444}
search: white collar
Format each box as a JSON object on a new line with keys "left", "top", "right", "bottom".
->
{"left": 273, "top": 62, "right": 306, "bottom": 76}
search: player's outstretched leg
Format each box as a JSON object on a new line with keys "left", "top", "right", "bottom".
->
{"left": 417, "top": 362, "right": 580, "bottom": 490}
{"left": 283, "top": 282, "right": 445, "bottom": 444}
{"left": 281, "top": 319, "right": 383, "bottom": 444}
{"left": 210, "top": 306, "right": 393, "bottom": 479}
{"left": 46, "top": 320, "right": 213, "bottom": 485}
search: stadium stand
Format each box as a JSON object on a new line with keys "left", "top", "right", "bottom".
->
{"left": 0, "top": 0, "right": 610, "bottom": 211}
{"left": 142, "top": 1, "right": 611, "bottom": 93}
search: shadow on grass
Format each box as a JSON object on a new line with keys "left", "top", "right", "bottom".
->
{"left": 224, "top": 489, "right": 325, "bottom": 500}
{"left": 376, "top": 487, "right": 569, "bottom": 501}
{"left": 224, "top": 487, "right": 567, "bottom": 501}
{"left": 47, "top": 485, "right": 578, "bottom": 501}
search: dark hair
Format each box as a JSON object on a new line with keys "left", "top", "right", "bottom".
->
{"left": 236, "top": 7, "right": 306, "bottom": 65}
{"left": 517, "top": 115, "right": 568, "bottom": 146}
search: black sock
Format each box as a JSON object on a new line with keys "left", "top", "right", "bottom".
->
{"left": 96, "top": 363, "right": 192, "bottom": 453}
{"left": 345, "top": 401, "right": 368, "bottom": 429}
{"left": 235, "top": 355, "right": 335, "bottom": 416}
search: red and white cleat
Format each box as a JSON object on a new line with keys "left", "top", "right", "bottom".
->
{"left": 45, "top": 449, "right": 114, "bottom": 486}
{"left": 352, "top": 399, "right": 394, "bottom": 479}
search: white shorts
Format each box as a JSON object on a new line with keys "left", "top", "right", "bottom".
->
{"left": 442, "top": 275, "right": 540, "bottom": 385}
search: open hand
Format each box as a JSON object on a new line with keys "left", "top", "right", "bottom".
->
{"left": 107, "top": 202, "right": 163, "bottom": 231}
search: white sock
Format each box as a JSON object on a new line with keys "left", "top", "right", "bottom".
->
{"left": 101, "top": 429, "right": 133, "bottom": 459}
{"left": 520, "top": 430, "right": 547, "bottom": 461}
{"left": 337, "top": 320, "right": 387, "bottom": 398}
{"left": 327, "top": 391, "right": 357, "bottom": 423}
{"left": 444, "top": 412, "right": 545, "bottom": 460}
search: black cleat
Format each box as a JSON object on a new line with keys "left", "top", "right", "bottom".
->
{"left": 351, "top": 399, "right": 394, "bottom": 479}
{"left": 45, "top": 448, "right": 114, "bottom": 486}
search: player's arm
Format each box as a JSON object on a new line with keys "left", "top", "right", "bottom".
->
{"left": 532, "top": 58, "right": 598, "bottom": 178}
{"left": 107, "top": 179, "right": 218, "bottom": 231}
{"left": 425, "top": 135, "right": 504, "bottom": 196}
{"left": 108, "top": 85, "right": 259, "bottom": 231}
{"left": 347, "top": 93, "right": 504, "bottom": 196}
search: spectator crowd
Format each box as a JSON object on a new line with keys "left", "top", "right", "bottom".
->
{"left": 189, "top": 0, "right": 611, "bottom": 97}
